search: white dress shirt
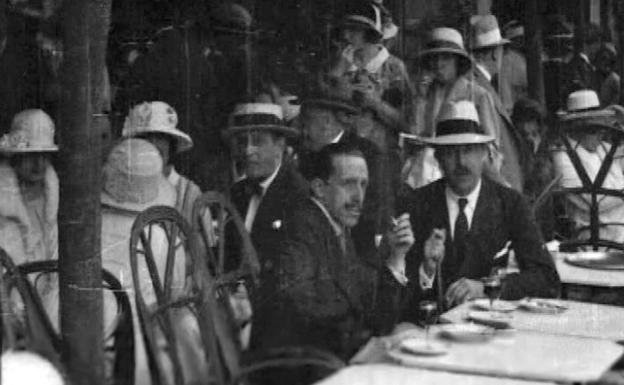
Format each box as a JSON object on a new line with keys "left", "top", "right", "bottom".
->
{"left": 244, "top": 163, "right": 281, "bottom": 232}
{"left": 420, "top": 180, "right": 483, "bottom": 288}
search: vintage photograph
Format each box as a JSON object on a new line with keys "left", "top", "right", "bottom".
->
{"left": 1, "top": 0, "right": 624, "bottom": 384}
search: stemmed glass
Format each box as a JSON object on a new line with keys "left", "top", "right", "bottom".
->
{"left": 482, "top": 275, "right": 503, "bottom": 311}
{"left": 418, "top": 300, "right": 438, "bottom": 348}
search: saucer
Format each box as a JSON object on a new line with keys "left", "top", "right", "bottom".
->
{"left": 472, "top": 299, "right": 518, "bottom": 313}
{"left": 399, "top": 338, "right": 447, "bottom": 356}
{"left": 437, "top": 323, "right": 494, "bottom": 342}
{"left": 468, "top": 310, "right": 513, "bottom": 329}
{"left": 518, "top": 298, "right": 568, "bottom": 314}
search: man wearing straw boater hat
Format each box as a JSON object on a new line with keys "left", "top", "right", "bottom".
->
{"left": 470, "top": 14, "right": 528, "bottom": 193}
{"left": 0, "top": 109, "right": 59, "bottom": 265}
{"left": 400, "top": 101, "right": 559, "bottom": 311}
{"left": 552, "top": 89, "right": 624, "bottom": 245}
{"left": 226, "top": 103, "right": 308, "bottom": 278}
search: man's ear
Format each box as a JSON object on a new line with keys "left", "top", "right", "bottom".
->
{"left": 310, "top": 178, "right": 326, "bottom": 200}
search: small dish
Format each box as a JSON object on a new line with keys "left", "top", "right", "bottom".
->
{"left": 472, "top": 298, "right": 518, "bottom": 313}
{"left": 437, "top": 323, "right": 494, "bottom": 342}
{"left": 518, "top": 298, "right": 568, "bottom": 314}
{"left": 399, "top": 338, "right": 447, "bottom": 356}
{"left": 468, "top": 310, "right": 513, "bottom": 329}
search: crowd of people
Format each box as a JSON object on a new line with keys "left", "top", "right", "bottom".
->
{"left": 2, "top": 1, "right": 624, "bottom": 384}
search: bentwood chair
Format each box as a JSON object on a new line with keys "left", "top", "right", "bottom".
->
{"left": 131, "top": 205, "right": 345, "bottom": 385}
{"left": 0, "top": 247, "right": 59, "bottom": 364}
{"left": 17, "top": 260, "right": 135, "bottom": 385}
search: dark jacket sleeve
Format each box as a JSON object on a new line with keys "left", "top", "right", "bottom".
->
{"left": 502, "top": 191, "right": 561, "bottom": 299}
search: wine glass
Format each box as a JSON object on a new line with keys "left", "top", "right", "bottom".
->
{"left": 418, "top": 300, "right": 438, "bottom": 348}
{"left": 482, "top": 275, "right": 503, "bottom": 311}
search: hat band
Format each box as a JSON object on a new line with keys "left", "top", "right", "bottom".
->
{"left": 436, "top": 119, "right": 481, "bottom": 137}
{"left": 232, "top": 113, "right": 284, "bottom": 127}
{"left": 566, "top": 106, "right": 602, "bottom": 114}
{"left": 426, "top": 40, "right": 465, "bottom": 52}
{"left": 475, "top": 28, "right": 505, "bottom": 47}
{"left": 104, "top": 171, "right": 159, "bottom": 205}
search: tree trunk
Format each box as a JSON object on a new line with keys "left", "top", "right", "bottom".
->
{"left": 525, "top": 0, "right": 545, "bottom": 105}
{"left": 57, "top": 0, "right": 111, "bottom": 384}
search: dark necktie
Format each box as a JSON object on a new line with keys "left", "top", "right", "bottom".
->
{"left": 243, "top": 179, "right": 263, "bottom": 199}
{"left": 454, "top": 198, "right": 469, "bottom": 259}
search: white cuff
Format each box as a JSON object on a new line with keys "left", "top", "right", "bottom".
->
{"left": 419, "top": 264, "right": 435, "bottom": 290}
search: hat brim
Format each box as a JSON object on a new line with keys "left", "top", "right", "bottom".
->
{"left": 302, "top": 98, "right": 360, "bottom": 115}
{"left": 419, "top": 49, "right": 473, "bottom": 67}
{"left": 420, "top": 133, "right": 495, "bottom": 146}
{"left": 222, "top": 124, "right": 299, "bottom": 139}
{"left": 125, "top": 128, "right": 193, "bottom": 154}
{"left": 0, "top": 145, "right": 59, "bottom": 153}
{"left": 101, "top": 176, "right": 176, "bottom": 213}
{"left": 341, "top": 17, "right": 383, "bottom": 38}
{"left": 472, "top": 38, "right": 511, "bottom": 50}
{"left": 558, "top": 109, "right": 615, "bottom": 123}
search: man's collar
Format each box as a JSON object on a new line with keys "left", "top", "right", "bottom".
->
{"left": 310, "top": 197, "right": 344, "bottom": 237}
{"left": 331, "top": 130, "right": 345, "bottom": 144}
{"left": 475, "top": 63, "right": 492, "bottom": 82}
{"left": 445, "top": 178, "right": 482, "bottom": 206}
{"left": 349, "top": 46, "right": 390, "bottom": 73}
{"left": 259, "top": 162, "right": 282, "bottom": 191}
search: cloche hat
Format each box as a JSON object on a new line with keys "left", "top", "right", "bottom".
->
{"left": 419, "top": 27, "right": 472, "bottom": 69}
{"left": 0, "top": 109, "right": 58, "bottom": 153}
{"left": 223, "top": 103, "right": 299, "bottom": 139}
{"left": 340, "top": 1, "right": 384, "bottom": 39}
{"left": 101, "top": 138, "right": 175, "bottom": 213}
{"left": 558, "top": 89, "right": 616, "bottom": 127}
{"left": 122, "top": 101, "right": 193, "bottom": 153}
{"left": 421, "top": 100, "right": 495, "bottom": 146}
{"left": 470, "top": 15, "right": 510, "bottom": 50}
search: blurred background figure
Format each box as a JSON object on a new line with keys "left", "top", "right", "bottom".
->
{"left": 0, "top": 109, "right": 58, "bottom": 265}
{"left": 1, "top": 350, "right": 65, "bottom": 385}
{"left": 592, "top": 43, "right": 620, "bottom": 107}
{"left": 500, "top": 20, "right": 528, "bottom": 114}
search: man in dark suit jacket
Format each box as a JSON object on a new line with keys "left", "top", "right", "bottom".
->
{"left": 470, "top": 15, "right": 529, "bottom": 193}
{"left": 252, "top": 141, "right": 414, "bottom": 361}
{"left": 399, "top": 100, "right": 559, "bottom": 316}
{"left": 225, "top": 103, "right": 309, "bottom": 284}
{"left": 297, "top": 97, "right": 388, "bottom": 264}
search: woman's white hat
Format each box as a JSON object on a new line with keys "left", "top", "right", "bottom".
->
{"left": 558, "top": 89, "right": 616, "bottom": 125}
{"left": 223, "top": 103, "right": 299, "bottom": 139}
{"left": 122, "top": 101, "right": 193, "bottom": 153}
{"left": 470, "top": 15, "right": 510, "bottom": 50}
{"left": 420, "top": 100, "right": 495, "bottom": 146}
{"left": 0, "top": 109, "right": 58, "bottom": 153}
{"left": 101, "top": 138, "right": 175, "bottom": 213}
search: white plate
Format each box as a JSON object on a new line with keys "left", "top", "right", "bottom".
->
{"left": 468, "top": 311, "right": 513, "bottom": 329}
{"left": 472, "top": 298, "right": 518, "bottom": 312}
{"left": 518, "top": 298, "right": 568, "bottom": 314}
{"left": 398, "top": 338, "right": 447, "bottom": 356}
{"left": 437, "top": 323, "right": 494, "bottom": 342}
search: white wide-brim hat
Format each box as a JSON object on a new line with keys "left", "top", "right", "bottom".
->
{"left": 101, "top": 138, "right": 175, "bottom": 213}
{"left": 557, "top": 89, "right": 616, "bottom": 126}
{"left": 470, "top": 15, "right": 511, "bottom": 50}
{"left": 122, "top": 101, "right": 193, "bottom": 153}
{"left": 0, "top": 109, "right": 58, "bottom": 153}
{"left": 419, "top": 100, "right": 495, "bottom": 146}
{"left": 223, "top": 103, "right": 299, "bottom": 139}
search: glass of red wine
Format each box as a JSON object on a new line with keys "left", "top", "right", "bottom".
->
{"left": 482, "top": 275, "right": 503, "bottom": 311}
{"left": 418, "top": 300, "right": 438, "bottom": 348}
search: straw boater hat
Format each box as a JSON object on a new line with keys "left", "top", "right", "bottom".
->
{"left": 470, "top": 15, "right": 510, "bottom": 50}
{"left": 340, "top": 1, "right": 384, "bottom": 40}
{"left": 223, "top": 103, "right": 299, "bottom": 139}
{"left": 122, "top": 101, "right": 193, "bottom": 153}
{"left": 419, "top": 27, "right": 472, "bottom": 69}
{"left": 420, "top": 100, "right": 495, "bottom": 146}
{"left": 101, "top": 138, "right": 175, "bottom": 212}
{"left": 557, "top": 89, "right": 616, "bottom": 128}
{"left": 502, "top": 20, "right": 524, "bottom": 41}
{"left": 0, "top": 109, "right": 58, "bottom": 153}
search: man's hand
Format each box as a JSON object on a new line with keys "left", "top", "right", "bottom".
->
{"left": 445, "top": 278, "right": 484, "bottom": 307}
{"left": 387, "top": 213, "right": 414, "bottom": 268}
{"left": 423, "top": 228, "right": 446, "bottom": 277}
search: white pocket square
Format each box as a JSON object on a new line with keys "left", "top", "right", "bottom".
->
{"left": 272, "top": 220, "right": 282, "bottom": 230}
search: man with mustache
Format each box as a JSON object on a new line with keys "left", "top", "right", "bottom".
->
{"left": 252, "top": 141, "right": 414, "bottom": 365}
{"left": 400, "top": 101, "right": 559, "bottom": 313}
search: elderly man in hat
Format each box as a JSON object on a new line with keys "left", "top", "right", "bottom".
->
{"left": 400, "top": 101, "right": 559, "bottom": 311}
{"left": 0, "top": 109, "right": 59, "bottom": 264}
{"left": 552, "top": 90, "right": 624, "bottom": 245}
{"left": 122, "top": 101, "right": 202, "bottom": 225}
{"left": 226, "top": 103, "right": 309, "bottom": 279}
{"left": 470, "top": 15, "right": 528, "bottom": 193}
{"left": 325, "top": 0, "right": 412, "bottom": 132}
{"left": 297, "top": 97, "right": 388, "bottom": 264}
{"left": 253, "top": 141, "right": 414, "bottom": 366}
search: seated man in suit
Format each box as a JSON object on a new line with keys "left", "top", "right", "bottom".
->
{"left": 252, "top": 141, "right": 414, "bottom": 361}
{"left": 297, "top": 97, "right": 388, "bottom": 263}
{"left": 400, "top": 100, "right": 559, "bottom": 312}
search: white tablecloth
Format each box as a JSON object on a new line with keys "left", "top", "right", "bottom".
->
{"left": 553, "top": 252, "right": 624, "bottom": 288}
{"left": 441, "top": 299, "right": 624, "bottom": 341}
